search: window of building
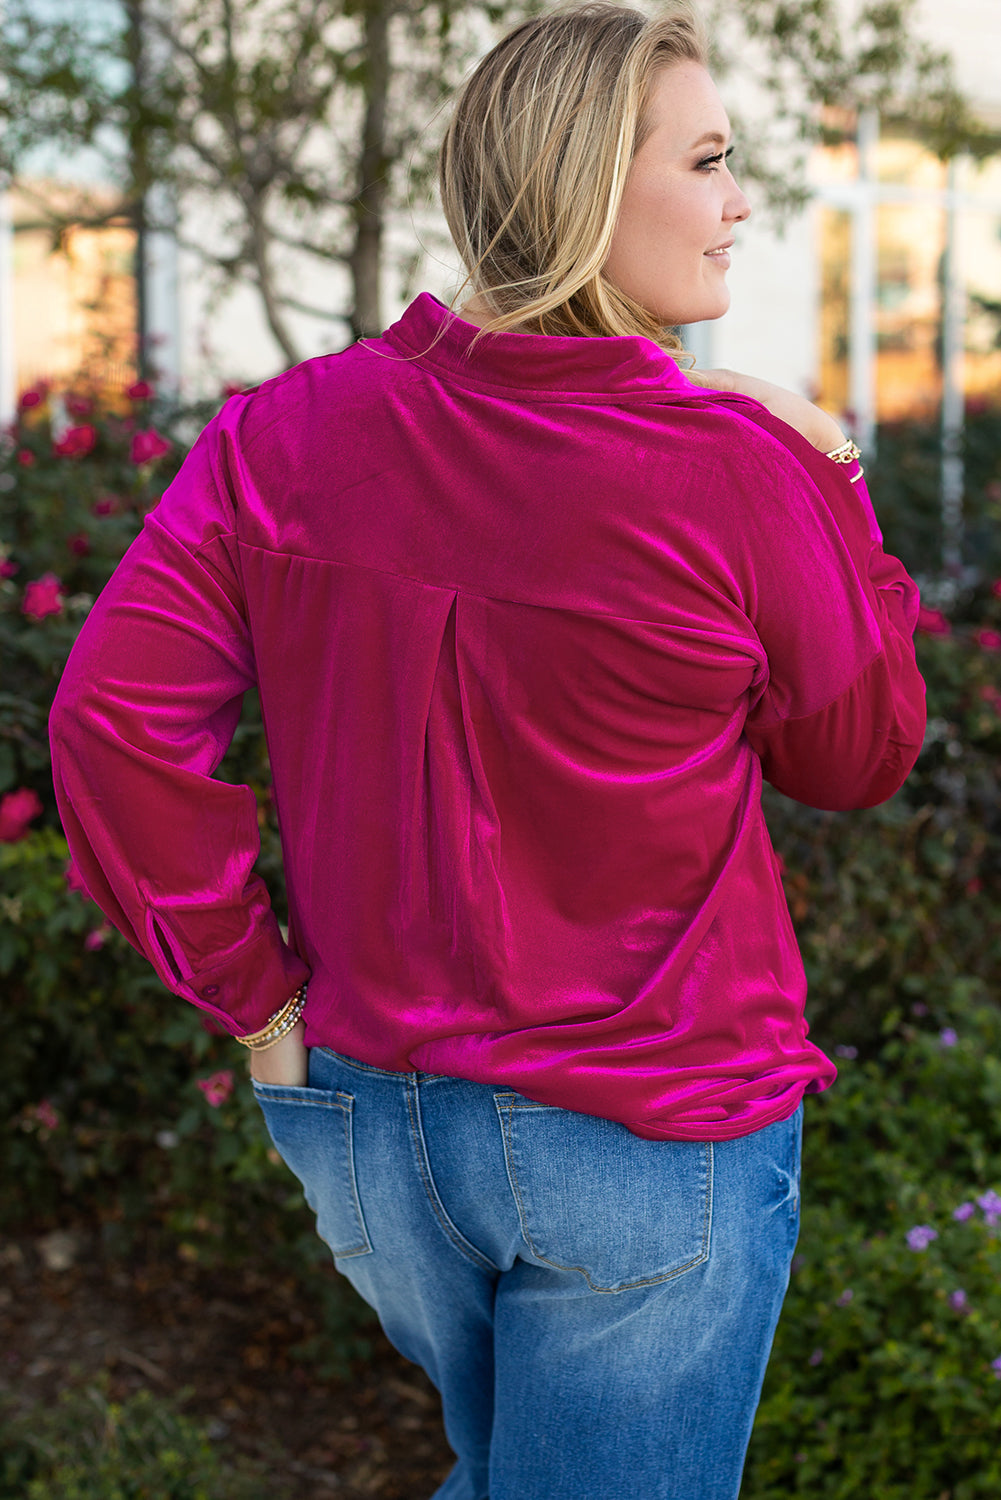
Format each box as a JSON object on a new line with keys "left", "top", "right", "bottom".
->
{"left": 10, "top": 184, "right": 138, "bottom": 398}
{"left": 813, "top": 116, "right": 1001, "bottom": 437}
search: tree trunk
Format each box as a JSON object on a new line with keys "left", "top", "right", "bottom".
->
{"left": 348, "top": 0, "right": 391, "bottom": 341}
{"left": 125, "top": 0, "right": 150, "bottom": 380}
{"left": 248, "top": 202, "right": 303, "bottom": 367}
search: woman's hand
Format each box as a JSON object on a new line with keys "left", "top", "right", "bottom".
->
{"left": 248, "top": 1019, "right": 308, "bottom": 1086}
{"left": 688, "top": 367, "right": 847, "bottom": 454}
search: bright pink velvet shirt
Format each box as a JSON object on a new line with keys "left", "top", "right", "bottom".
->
{"left": 49, "top": 294, "right": 926, "bottom": 1140}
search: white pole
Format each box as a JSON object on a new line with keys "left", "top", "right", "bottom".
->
{"left": 849, "top": 109, "right": 879, "bottom": 457}
{"left": 940, "top": 155, "right": 966, "bottom": 575}
{"left": 144, "top": 182, "right": 182, "bottom": 396}
{"left": 0, "top": 179, "right": 15, "bottom": 423}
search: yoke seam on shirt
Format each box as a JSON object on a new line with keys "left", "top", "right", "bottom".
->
{"left": 232, "top": 535, "right": 755, "bottom": 635}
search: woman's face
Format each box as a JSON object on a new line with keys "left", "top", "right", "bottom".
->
{"left": 604, "top": 61, "right": 751, "bottom": 327}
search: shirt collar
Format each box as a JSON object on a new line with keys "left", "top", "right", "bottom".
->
{"left": 375, "top": 293, "right": 698, "bottom": 401}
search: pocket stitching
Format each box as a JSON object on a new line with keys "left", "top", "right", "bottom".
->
{"left": 254, "top": 1084, "right": 372, "bottom": 1258}
{"left": 496, "top": 1100, "right": 714, "bottom": 1293}
{"left": 333, "top": 1093, "right": 373, "bottom": 1258}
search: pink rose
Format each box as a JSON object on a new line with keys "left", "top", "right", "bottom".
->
{"left": 65, "top": 393, "right": 94, "bottom": 418}
{"left": 197, "top": 1069, "right": 235, "bottom": 1108}
{"left": 91, "top": 495, "right": 120, "bottom": 517}
{"left": 54, "top": 424, "right": 97, "bottom": 459}
{"left": 916, "top": 607, "right": 951, "bottom": 636}
{"left": 0, "top": 787, "right": 43, "bottom": 841}
{"left": 22, "top": 572, "right": 64, "bottom": 619}
{"left": 974, "top": 628, "right": 1001, "bottom": 652}
{"left": 15, "top": 449, "right": 35, "bottom": 467}
{"left": 65, "top": 858, "right": 91, "bottom": 897}
{"left": 18, "top": 389, "right": 43, "bottom": 411}
{"left": 67, "top": 533, "right": 91, "bottom": 557}
{"left": 127, "top": 379, "right": 154, "bottom": 400}
{"left": 35, "top": 1099, "right": 60, "bottom": 1132}
{"left": 84, "top": 924, "right": 111, "bottom": 951}
{"left": 130, "top": 428, "right": 172, "bottom": 465}
{"left": 0, "top": 558, "right": 18, "bottom": 578}
{"left": 991, "top": 579, "right": 1001, "bottom": 600}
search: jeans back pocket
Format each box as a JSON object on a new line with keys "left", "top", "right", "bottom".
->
{"left": 253, "top": 1082, "right": 372, "bottom": 1259}
{"left": 495, "top": 1096, "right": 712, "bottom": 1292}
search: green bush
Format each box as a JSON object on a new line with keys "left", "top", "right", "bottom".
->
{"left": 3, "top": 380, "right": 1001, "bottom": 1482}
{"left": 869, "top": 401, "right": 1001, "bottom": 580}
{"left": 0, "top": 1381, "right": 263, "bottom": 1499}
{"left": 0, "top": 385, "right": 374, "bottom": 1363}
{"left": 744, "top": 998, "right": 1001, "bottom": 1498}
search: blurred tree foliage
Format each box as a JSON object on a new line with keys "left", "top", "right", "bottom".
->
{"left": 0, "top": 0, "right": 993, "bottom": 366}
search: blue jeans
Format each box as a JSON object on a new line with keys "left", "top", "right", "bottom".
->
{"left": 253, "top": 1049, "right": 802, "bottom": 1500}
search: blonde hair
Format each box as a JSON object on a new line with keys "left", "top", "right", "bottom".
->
{"left": 439, "top": 2, "right": 709, "bottom": 351}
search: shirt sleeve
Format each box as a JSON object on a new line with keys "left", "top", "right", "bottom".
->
{"left": 48, "top": 412, "right": 310, "bottom": 1036}
{"left": 715, "top": 399, "right": 927, "bottom": 811}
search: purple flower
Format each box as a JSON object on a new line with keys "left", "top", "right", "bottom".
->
{"left": 834, "top": 1044, "right": 858, "bottom": 1060}
{"left": 948, "top": 1289, "right": 969, "bottom": 1311}
{"left": 835, "top": 1289, "right": 854, "bottom": 1307}
{"left": 906, "top": 1225, "right": 938, "bottom": 1251}
{"left": 992, "top": 1357, "right": 1001, "bottom": 1380}
{"left": 808, "top": 1348, "right": 824, "bottom": 1366}
{"left": 977, "top": 1191, "right": 1001, "bottom": 1217}
{"left": 953, "top": 1201, "right": 976, "bottom": 1222}
{"left": 939, "top": 1028, "right": 958, "bottom": 1048}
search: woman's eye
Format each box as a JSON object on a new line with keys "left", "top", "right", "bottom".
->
{"left": 697, "top": 147, "right": 734, "bottom": 173}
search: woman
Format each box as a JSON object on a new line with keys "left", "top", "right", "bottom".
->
{"left": 49, "top": 4, "right": 926, "bottom": 1496}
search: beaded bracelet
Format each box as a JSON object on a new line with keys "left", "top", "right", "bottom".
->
{"left": 237, "top": 983, "right": 308, "bottom": 1051}
{"left": 825, "top": 437, "right": 864, "bottom": 483}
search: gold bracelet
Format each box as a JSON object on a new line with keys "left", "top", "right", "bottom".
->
{"left": 237, "top": 984, "right": 308, "bottom": 1050}
{"left": 825, "top": 438, "right": 862, "bottom": 465}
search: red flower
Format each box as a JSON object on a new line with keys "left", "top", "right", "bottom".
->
{"left": 0, "top": 786, "right": 43, "bottom": 841}
{"left": 65, "top": 393, "right": 94, "bottom": 417}
{"left": 34, "top": 1099, "right": 60, "bottom": 1132}
{"left": 67, "top": 532, "right": 91, "bottom": 557}
{"left": 16, "top": 449, "right": 35, "bottom": 467}
{"left": 18, "top": 389, "right": 43, "bottom": 411}
{"left": 916, "top": 607, "right": 950, "bottom": 636}
{"left": 222, "top": 382, "right": 246, "bottom": 398}
{"left": 126, "top": 379, "right": 154, "bottom": 400}
{"left": 992, "top": 579, "right": 1001, "bottom": 599}
{"left": 974, "top": 629, "right": 1001, "bottom": 652}
{"left": 130, "top": 428, "right": 172, "bottom": 464}
{"left": 0, "top": 558, "right": 18, "bottom": 578}
{"left": 22, "top": 572, "right": 64, "bottom": 619}
{"left": 65, "top": 858, "right": 91, "bottom": 897}
{"left": 197, "top": 1069, "right": 235, "bottom": 1108}
{"left": 84, "top": 924, "right": 111, "bottom": 952}
{"left": 54, "top": 424, "right": 97, "bottom": 459}
{"left": 91, "top": 494, "right": 120, "bottom": 517}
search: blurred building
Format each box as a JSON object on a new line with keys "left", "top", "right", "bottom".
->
{"left": 696, "top": 0, "right": 1001, "bottom": 459}
{"left": 0, "top": 0, "right": 999, "bottom": 442}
